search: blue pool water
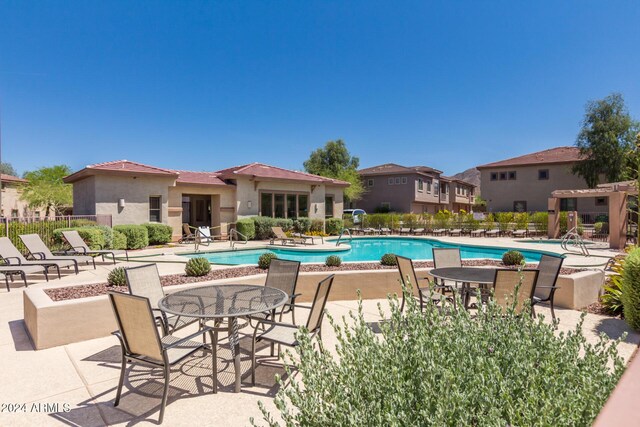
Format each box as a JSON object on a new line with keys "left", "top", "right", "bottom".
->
{"left": 183, "top": 237, "right": 551, "bottom": 265}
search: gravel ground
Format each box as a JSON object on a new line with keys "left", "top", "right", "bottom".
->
{"left": 45, "top": 260, "right": 584, "bottom": 302}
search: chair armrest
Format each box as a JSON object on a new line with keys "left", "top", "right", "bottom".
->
{"left": 31, "top": 252, "right": 47, "bottom": 260}
{"left": 71, "top": 246, "right": 88, "bottom": 254}
{"left": 289, "top": 303, "right": 312, "bottom": 310}
{"left": 254, "top": 318, "right": 301, "bottom": 329}
{"left": 2, "top": 257, "right": 22, "bottom": 265}
{"left": 535, "top": 285, "right": 559, "bottom": 289}
{"left": 163, "top": 326, "right": 215, "bottom": 350}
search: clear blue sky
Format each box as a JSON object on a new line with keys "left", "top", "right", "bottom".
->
{"left": 1, "top": 1, "right": 639, "bottom": 177}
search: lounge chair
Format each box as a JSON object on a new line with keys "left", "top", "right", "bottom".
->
{"left": 432, "top": 229, "right": 447, "bottom": 236}
{"left": 108, "top": 292, "right": 215, "bottom": 424}
{"left": 485, "top": 229, "right": 500, "bottom": 237}
{"left": 412, "top": 228, "right": 425, "bottom": 235}
{"left": 125, "top": 264, "right": 198, "bottom": 334}
{"left": 0, "top": 265, "right": 49, "bottom": 290}
{"left": 20, "top": 234, "right": 94, "bottom": 272}
{"left": 396, "top": 255, "right": 452, "bottom": 311}
{"left": 195, "top": 226, "right": 217, "bottom": 245}
{"left": 449, "top": 229, "right": 462, "bottom": 236}
{"left": 292, "top": 232, "right": 321, "bottom": 244}
{"left": 251, "top": 275, "right": 334, "bottom": 385}
{"left": 62, "top": 230, "right": 128, "bottom": 264}
{"left": 379, "top": 227, "right": 390, "bottom": 235}
{"left": 531, "top": 254, "right": 563, "bottom": 320}
{"left": 178, "top": 223, "right": 196, "bottom": 243}
{"left": 512, "top": 229, "right": 528, "bottom": 238}
{"left": 0, "top": 237, "right": 70, "bottom": 278}
{"left": 470, "top": 229, "right": 485, "bottom": 237}
{"left": 270, "top": 226, "right": 304, "bottom": 245}
{"left": 399, "top": 227, "right": 411, "bottom": 235}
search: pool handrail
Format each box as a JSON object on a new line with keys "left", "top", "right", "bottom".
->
{"left": 335, "top": 228, "right": 353, "bottom": 246}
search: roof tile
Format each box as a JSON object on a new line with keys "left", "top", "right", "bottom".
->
{"left": 477, "top": 147, "right": 583, "bottom": 169}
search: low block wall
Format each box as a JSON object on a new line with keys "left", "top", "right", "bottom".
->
{"left": 23, "top": 268, "right": 605, "bottom": 350}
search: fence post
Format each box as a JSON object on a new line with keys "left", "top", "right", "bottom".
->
{"left": 67, "top": 215, "right": 71, "bottom": 228}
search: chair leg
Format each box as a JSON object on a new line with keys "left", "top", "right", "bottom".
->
{"left": 5, "top": 276, "right": 9, "bottom": 292}
{"left": 209, "top": 330, "right": 217, "bottom": 394}
{"left": 159, "top": 364, "right": 171, "bottom": 424}
{"left": 114, "top": 350, "right": 127, "bottom": 406}
{"left": 54, "top": 265, "right": 61, "bottom": 279}
{"left": 251, "top": 334, "right": 257, "bottom": 386}
{"left": 92, "top": 257, "right": 96, "bottom": 270}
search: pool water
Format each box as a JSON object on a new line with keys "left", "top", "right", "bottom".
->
{"left": 184, "top": 237, "right": 550, "bottom": 265}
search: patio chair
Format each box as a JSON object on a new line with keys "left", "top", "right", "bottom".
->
{"left": 249, "top": 258, "right": 301, "bottom": 321}
{"left": 432, "top": 248, "right": 462, "bottom": 294}
{"left": 251, "top": 274, "right": 334, "bottom": 385}
{"left": 125, "top": 264, "right": 198, "bottom": 334}
{"left": 178, "top": 223, "right": 196, "bottom": 243}
{"left": 108, "top": 292, "right": 215, "bottom": 424}
{"left": 488, "top": 269, "right": 539, "bottom": 315}
{"left": 61, "top": 230, "right": 128, "bottom": 264}
{"left": 0, "top": 237, "right": 69, "bottom": 278}
{"left": 470, "top": 229, "right": 485, "bottom": 237}
{"left": 411, "top": 228, "right": 425, "bottom": 235}
{"left": 292, "top": 232, "right": 321, "bottom": 244}
{"left": 511, "top": 229, "right": 528, "bottom": 238}
{"left": 432, "top": 229, "right": 447, "bottom": 236}
{"left": 195, "top": 226, "right": 218, "bottom": 246}
{"left": 485, "top": 229, "right": 500, "bottom": 237}
{"left": 396, "top": 255, "right": 452, "bottom": 311}
{"left": 0, "top": 264, "right": 49, "bottom": 290}
{"left": 270, "top": 226, "right": 304, "bottom": 245}
{"left": 531, "top": 254, "right": 563, "bottom": 320}
{"left": 20, "top": 233, "right": 94, "bottom": 272}
{"left": 399, "top": 227, "right": 411, "bottom": 235}
{"left": 378, "top": 227, "right": 391, "bottom": 235}
{"left": 449, "top": 228, "right": 463, "bottom": 236}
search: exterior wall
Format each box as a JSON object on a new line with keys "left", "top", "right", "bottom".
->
{"left": 93, "top": 174, "right": 175, "bottom": 226}
{"left": 357, "top": 173, "right": 418, "bottom": 213}
{"left": 480, "top": 163, "right": 609, "bottom": 213}
{"left": 1, "top": 183, "right": 58, "bottom": 219}
{"left": 70, "top": 176, "right": 96, "bottom": 216}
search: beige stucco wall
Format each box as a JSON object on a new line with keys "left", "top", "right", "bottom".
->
{"left": 480, "top": 163, "right": 609, "bottom": 213}
{"left": 1, "top": 183, "right": 56, "bottom": 219}
{"left": 93, "top": 174, "right": 175, "bottom": 226}
{"left": 70, "top": 176, "right": 96, "bottom": 216}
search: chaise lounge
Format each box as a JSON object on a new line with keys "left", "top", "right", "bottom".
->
{"left": 62, "top": 230, "right": 129, "bottom": 264}
{"left": 0, "top": 237, "right": 72, "bottom": 278}
{"left": 20, "top": 234, "right": 95, "bottom": 271}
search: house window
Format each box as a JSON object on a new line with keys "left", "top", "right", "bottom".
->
{"left": 298, "top": 194, "right": 309, "bottom": 217}
{"left": 499, "top": 172, "right": 507, "bottom": 180}
{"left": 274, "top": 194, "right": 285, "bottom": 218}
{"left": 367, "top": 179, "right": 374, "bottom": 187}
{"left": 286, "top": 194, "right": 297, "bottom": 219}
{"left": 513, "top": 201, "right": 527, "bottom": 213}
{"left": 149, "top": 196, "right": 161, "bottom": 222}
{"left": 538, "top": 169, "right": 549, "bottom": 180}
{"left": 325, "top": 196, "right": 334, "bottom": 218}
{"left": 426, "top": 180, "right": 432, "bottom": 193}
{"left": 395, "top": 177, "right": 401, "bottom": 185}
{"left": 560, "top": 198, "right": 578, "bottom": 211}
{"left": 261, "top": 192, "right": 309, "bottom": 218}
{"left": 595, "top": 197, "right": 608, "bottom": 206}
{"left": 11, "top": 209, "right": 19, "bottom": 219}
{"left": 388, "top": 178, "right": 394, "bottom": 185}
{"left": 417, "top": 179, "right": 424, "bottom": 192}
{"left": 508, "top": 171, "right": 516, "bottom": 180}
{"left": 401, "top": 177, "right": 407, "bottom": 184}
{"left": 261, "top": 193, "right": 273, "bottom": 216}
{"left": 434, "top": 182, "right": 439, "bottom": 194}
{"left": 490, "top": 172, "right": 498, "bottom": 181}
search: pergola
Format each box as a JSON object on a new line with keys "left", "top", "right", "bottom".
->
{"left": 549, "top": 181, "right": 637, "bottom": 249}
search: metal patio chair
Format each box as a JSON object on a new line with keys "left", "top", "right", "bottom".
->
{"left": 531, "top": 254, "right": 563, "bottom": 320}
{"left": 62, "top": 230, "right": 128, "bottom": 264}
{"left": 396, "top": 255, "right": 452, "bottom": 311}
{"left": 19, "top": 233, "right": 93, "bottom": 272}
{"left": 485, "top": 269, "right": 539, "bottom": 315}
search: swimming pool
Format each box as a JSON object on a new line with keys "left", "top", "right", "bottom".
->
{"left": 183, "top": 237, "right": 553, "bottom": 265}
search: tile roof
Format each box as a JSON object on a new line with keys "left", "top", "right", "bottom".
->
{"left": 358, "top": 163, "right": 442, "bottom": 176}
{"left": 174, "top": 170, "right": 228, "bottom": 186}
{"left": 477, "top": 146, "right": 583, "bottom": 169}
{"left": 1, "top": 174, "right": 27, "bottom": 184}
{"left": 216, "top": 162, "right": 350, "bottom": 186}
{"left": 64, "top": 160, "right": 179, "bottom": 183}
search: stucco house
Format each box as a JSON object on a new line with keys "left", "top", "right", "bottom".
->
{"left": 477, "top": 146, "right": 608, "bottom": 215}
{"left": 64, "top": 160, "right": 349, "bottom": 240}
{"left": 355, "top": 163, "right": 475, "bottom": 214}
{"left": 0, "top": 173, "right": 55, "bottom": 219}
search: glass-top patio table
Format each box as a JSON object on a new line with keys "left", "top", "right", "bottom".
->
{"left": 159, "top": 284, "right": 288, "bottom": 392}
{"left": 430, "top": 267, "right": 497, "bottom": 308}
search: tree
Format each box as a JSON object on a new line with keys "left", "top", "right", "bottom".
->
{"left": 572, "top": 93, "right": 640, "bottom": 187}
{"left": 0, "top": 162, "right": 18, "bottom": 176}
{"left": 20, "top": 165, "right": 73, "bottom": 216}
{"left": 303, "top": 139, "right": 364, "bottom": 201}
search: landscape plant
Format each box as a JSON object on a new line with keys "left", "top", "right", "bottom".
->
{"left": 293, "top": 218, "right": 311, "bottom": 234}
{"left": 621, "top": 247, "right": 640, "bottom": 330}
{"left": 113, "top": 224, "right": 149, "bottom": 249}
{"left": 325, "top": 255, "right": 342, "bottom": 267}
{"left": 601, "top": 259, "right": 624, "bottom": 316}
{"left": 495, "top": 212, "right": 514, "bottom": 233}
{"left": 236, "top": 218, "right": 257, "bottom": 240}
{"left": 20, "top": 165, "right": 73, "bottom": 216}
{"left": 325, "top": 218, "right": 344, "bottom": 235}
{"left": 143, "top": 223, "right": 173, "bottom": 245}
{"left": 380, "top": 253, "right": 397, "bottom": 266}
{"left": 258, "top": 252, "right": 278, "bottom": 269}
{"left": 112, "top": 230, "right": 127, "bottom": 250}
{"left": 433, "top": 210, "right": 451, "bottom": 229}
{"left": 185, "top": 257, "right": 211, "bottom": 277}
{"left": 107, "top": 267, "right": 127, "bottom": 287}
{"left": 502, "top": 250, "right": 524, "bottom": 266}
{"left": 514, "top": 212, "right": 529, "bottom": 230}
{"left": 530, "top": 211, "right": 548, "bottom": 234}
{"left": 482, "top": 212, "right": 495, "bottom": 231}
{"left": 253, "top": 283, "right": 625, "bottom": 426}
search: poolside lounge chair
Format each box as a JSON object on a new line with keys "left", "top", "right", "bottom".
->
{"left": 396, "top": 255, "right": 452, "bottom": 311}
{"left": 0, "top": 265, "right": 49, "bottom": 290}
{"left": 270, "top": 227, "right": 304, "bottom": 245}
{"left": 251, "top": 275, "right": 334, "bottom": 385}
{"left": 485, "top": 229, "right": 500, "bottom": 237}
{"left": 432, "top": 229, "right": 447, "bottom": 236}
{"left": 379, "top": 227, "right": 391, "bottom": 235}
{"left": 20, "top": 234, "right": 94, "bottom": 272}
{"left": 125, "top": 264, "right": 198, "bottom": 334}
{"left": 412, "top": 228, "right": 425, "bottom": 235}
{"left": 292, "top": 232, "right": 322, "bottom": 244}
{"left": 512, "top": 229, "right": 528, "bottom": 238}
{"left": 487, "top": 269, "right": 539, "bottom": 315}
{"left": 108, "top": 292, "right": 215, "bottom": 423}
{"left": 399, "top": 227, "right": 411, "bottom": 235}
{"left": 179, "top": 223, "right": 196, "bottom": 243}
{"left": 449, "top": 229, "right": 463, "bottom": 237}
{"left": 470, "top": 229, "right": 485, "bottom": 237}
{"left": 531, "top": 254, "right": 563, "bottom": 320}
{"left": 195, "top": 226, "right": 218, "bottom": 245}
{"left": 62, "top": 230, "right": 128, "bottom": 264}
{"left": 0, "top": 237, "right": 70, "bottom": 278}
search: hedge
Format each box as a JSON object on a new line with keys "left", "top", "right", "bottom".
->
{"left": 113, "top": 231, "right": 127, "bottom": 250}
{"left": 325, "top": 218, "right": 344, "bottom": 235}
{"left": 293, "top": 217, "right": 312, "bottom": 233}
{"left": 235, "top": 218, "right": 256, "bottom": 240}
{"left": 113, "top": 224, "right": 149, "bottom": 249}
{"left": 622, "top": 247, "right": 640, "bottom": 330}
{"left": 143, "top": 223, "right": 173, "bottom": 245}
{"left": 53, "top": 227, "right": 107, "bottom": 250}
{"left": 253, "top": 217, "right": 276, "bottom": 240}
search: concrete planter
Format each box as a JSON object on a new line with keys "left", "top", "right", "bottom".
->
{"left": 23, "top": 268, "right": 604, "bottom": 350}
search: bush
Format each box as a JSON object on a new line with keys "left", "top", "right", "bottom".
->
{"left": 594, "top": 221, "right": 608, "bottom": 234}
{"left": 254, "top": 286, "right": 624, "bottom": 426}
{"left": 496, "top": 212, "right": 514, "bottom": 233}
{"left": 622, "top": 248, "right": 640, "bottom": 330}
{"left": 113, "top": 225, "right": 149, "bottom": 249}
{"left": 53, "top": 227, "right": 106, "bottom": 250}
{"left": 293, "top": 218, "right": 312, "bottom": 234}
{"left": 434, "top": 210, "right": 452, "bottom": 229}
{"left": 274, "top": 218, "right": 294, "bottom": 232}
{"left": 310, "top": 219, "right": 325, "bottom": 233}
{"left": 602, "top": 259, "right": 624, "bottom": 316}
{"left": 107, "top": 267, "right": 127, "bottom": 287}
{"left": 325, "top": 218, "right": 344, "bottom": 235}
{"left": 253, "top": 217, "right": 276, "bottom": 240}
{"left": 514, "top": 212, "right": 529, "bottom": 230}
{"left": 112, "top": 231, "right": 127, "bottom": 250}
{"left": 143, "top": 223, "right": 173, "bottom": 245}
{"left": 185, "top": 257, "right": 211, "bottom": 277}
{"left": 258, "top": 252, "right": 278, "bottom": 269}
{"left": 325, "top": 255, "right": 342, "bottom": 267}
{"left": 236, "top": 218, "right": 257, "bottom": 240}
{"left": 531, "top": 211, "right": 548, "bottom": 234}
{"left": 380, "top": 253, "right": 397, "bottom": 266}
{"left": 502, "top": 250, "right": 524, "bottom": 266}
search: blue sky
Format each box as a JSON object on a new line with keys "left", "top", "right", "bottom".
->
{"left": 1, "top": 1, "right": 639, "bottom": 177}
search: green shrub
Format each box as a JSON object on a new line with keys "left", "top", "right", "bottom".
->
{"left": 185, "top": 257, "right": 211, "bottom": 277}
{"left": 253, "top": 217, "right": 277, "bottom": 240}
{"left": 482, "top": 213, "right": 495, "bottom": 231}
{"left": 325, "top": 255, "right": 342, "bottom": 267}
{"left": 514, "top": 212, "right": 529, "bottom": 230}
{"left": 325, "top": 218, "right": 344, "bottom": 235}
{"left": 434, "top": 210, "right": 452, "bottom": 229}
{"left": 380, "top": 253, "right": 397, "bottom": 266}
{"left": 113, "top": 225, "right": 149, "bottom": 249}
{"left": 143, "top": 223, "right": 173, "bottom": 245}
{"left": 258, "top": 252, "right": 278, "bottom": 269}
{"left": 112, "top": 231, "right": 127, "bottom": 250}
{"left": 53, "top": 227, "right": 106, "bottom": 250}
{"left": 310, "top": 219, "right": 325, "bottom": 233}
{"left": 293, "top": 218, "right": 312, "bottom": 234}
{"left": 235, "top": 218, "right": 257, "bottom": 240}
{"left": 274, "top": 218, "right": 294, "bottom": 232}
{"left": 602, "top": 260, "right": 624, "bottom": 316}
{"left": 622, "top": 248, "right": 640, "bottom": 330}
{"left": 531, "top": 211, "right": 548, "bottom": 234}
{"left": 502, "top": 250, "right": 524, "bottom": 266}
{"left": 559, "top": 211, "right": 584, "bottom": 235}
{"left": 496, "top": 212, "right": 514, "bottom": 233}
{"left": 594, "top": 221, "right": 608, "bottom": 234}
{"left": 254, "top": 285, "right": 625, "bottom": 426}
{"left": 107, "top": 267, "right": 127, "bottom": 287}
